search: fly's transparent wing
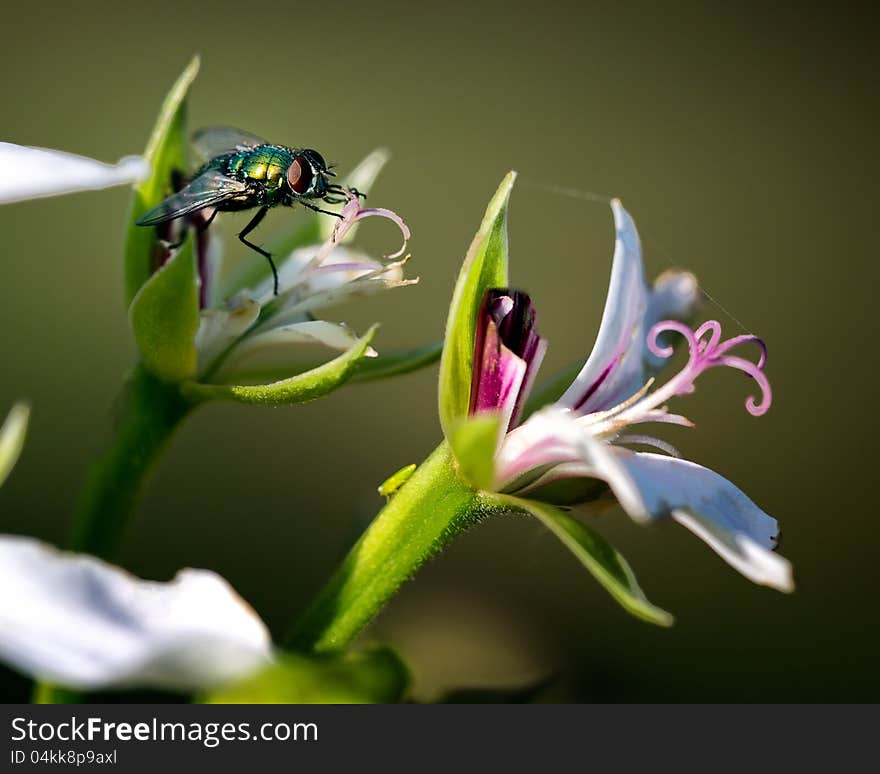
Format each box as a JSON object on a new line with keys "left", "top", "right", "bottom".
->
{"left": 136, "top": 170, "right": 249, "bottom": 225}
{"left": 192, "top": 126, "right": 268, "bottom": 161}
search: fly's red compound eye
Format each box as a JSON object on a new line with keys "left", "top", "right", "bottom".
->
{"left": 286, "top": 157, "right": 313, "bottom": 194}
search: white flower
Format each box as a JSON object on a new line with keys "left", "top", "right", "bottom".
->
{"left": 466, "top": 201, "right": 792, "bottom": 592}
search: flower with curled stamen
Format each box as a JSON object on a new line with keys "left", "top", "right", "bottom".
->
{"left": 463, "top": 201, "right": 791, "bottom": 593}
{"left": 186, "top": 191, "right": 415, "bottom": 392}
{"left": 285, "top": 175, "right": 792, "bottom": 649}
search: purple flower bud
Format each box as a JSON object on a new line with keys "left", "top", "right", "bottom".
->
{"left": 469, "top": 289, "right": 547, "bottom": 431}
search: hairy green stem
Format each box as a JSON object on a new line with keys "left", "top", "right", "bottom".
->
{"left": 71, "top": 364, "right": 190, "bottom": 558}
{"left": 288, "top": 442, "right": 480, "bottom": 653}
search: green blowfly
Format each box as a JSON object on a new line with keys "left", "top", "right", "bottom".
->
{"left": 137, "top": 127, "right": 362, "bottom": 295}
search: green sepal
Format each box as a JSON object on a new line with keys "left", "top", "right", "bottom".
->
{"left": 487, "top": 493, "right": 674, "bottom": 627}
{"left": 351, "top": 340, "right": 443, "bottom": 383}
{"left": 0, "top": 402, "right": 29, "bottom": 489}
{"left": 438, "top": 172, "right": 514, "bottom": 439}
{"left": 182, "top": 325, "right": 377, "bottom": 406}
{"left": 129, "top": 236, "right": 200, "bottom": 383}
{"left": 200, "top": 647, "right": 409, "bottom": 704}
{"left": 447, "top": 413, "right": 501, "bottom": 491}
{"left": 124, "top": 56, "right": 199, "bottom": 305}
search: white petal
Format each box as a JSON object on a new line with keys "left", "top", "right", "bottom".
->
{"left": 498, "top": 411, "right": 792, "bottom": 591}
{"left": 252, "top": 245, "right": 387, "bottom": 304}
{"left": 215, "top": 320, "right": 375, "bottom": 383}
{"left": 496, "top": 407, "right": 636, "bottom": 498}
{"left": 0, "top": 403, "right": 29, "bottom": 489}
{"left": 559, "top": 201, "right": 698, "bottom": 414}
{"left": 260, "top": 257, "right": 414, "bottom": 331}
{"left": 595, "top": 449, "right": 792, "bottom": 591}
{"left": 0, "top": 536, "right": 272, "bottom": 691}
{"left": 0, "top": 143, "right": 148, "bottom": 203}
{"left": 195, "top": 294, "right": 261, "bottom": 376}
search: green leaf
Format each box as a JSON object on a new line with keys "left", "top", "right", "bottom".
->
{"left": 351, "top": 340, "right": 443, "bottom": 383}
{"left": 182, "top": 325, "right": 378, "bottom": 406}
{"left": 488, "top": 493, "right": 674, "bottom": 627}
{"left": 448, "top": 413, "right": 501, "bottom": 491}
{"left": 217, "top": 148, "right": 391, "bottom": 299}
{"left": 129, "top": 237, "right": 200, "bottom": 383}
{"left": 124, "top": 56, "right": 200, "bottom": 305}
{"left": 0, "top": 402, "right": 29, "bottom": 489}
{"left": 438, "top": 172, "right": 514, "bottom": 439}
{"left": 201, "top": 647, "right": 409, "bottom": 704}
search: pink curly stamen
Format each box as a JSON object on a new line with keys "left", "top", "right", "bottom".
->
{"left": 332, "top": 193, "right": 410, "bottom": 260}
{"left": 646, "top": 319, "right": 772, "bottom": 416}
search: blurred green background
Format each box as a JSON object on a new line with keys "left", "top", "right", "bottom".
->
{"left": 0, "top": 1, "right": 875, "bottom": 701}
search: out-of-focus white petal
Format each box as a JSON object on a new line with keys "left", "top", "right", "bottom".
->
{"left": 215, "top": 320, "right": 376, "bottom": 383}
{"left": 0, "top": 536, "right": 272, "bottom": 691}
{"left": 644, "top": 269, "right": 699, "bottom": 372}
{"left": 0, "top": 403, "right": 29, "bottom": 489}
{"left": 195, "top": 294, "right": 261, "bottom": 376}
{"left": 558, "top": 201, "right": 698, "bottom": 414}
{"left": 0, "top": 143, "right": 148, "bottom": 204}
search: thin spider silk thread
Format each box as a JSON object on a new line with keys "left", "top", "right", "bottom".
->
{"left": 518, "top": 178, "right": 754, "bottom": 336}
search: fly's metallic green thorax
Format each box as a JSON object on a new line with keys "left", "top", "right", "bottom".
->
{"left": 135, "top": 126, "right": 361, "bottom": 296}
{"left": 198, "top": 144, "right": 299, "bottom": 209}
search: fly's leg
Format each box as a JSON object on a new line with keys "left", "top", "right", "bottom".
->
{"left": 325, "top": 184, "right": 366, "bottom": 200}
{"left": 237, "top": 206, "right": 279, "bottom": 296}
{"left": 299, "top": 199, "right": 346, "bottom": 219}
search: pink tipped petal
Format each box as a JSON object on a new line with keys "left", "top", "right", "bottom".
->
{"left": 560, "top": 201, "right": 700, "bottom": 415}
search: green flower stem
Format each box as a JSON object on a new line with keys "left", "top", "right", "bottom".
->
{"left": 287, "top": 442, "right": 480, "bottom": 653}
{"left": 70, "top": 364, "right": 190, "bottom": 559}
